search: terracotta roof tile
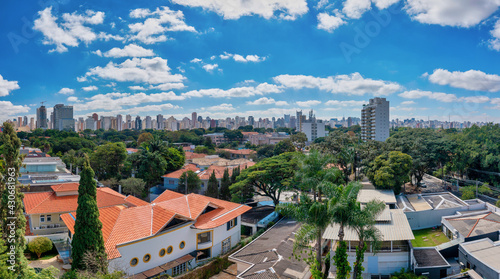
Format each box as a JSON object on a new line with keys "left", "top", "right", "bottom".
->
{"left": 50, "top": 182, "right": 79, "bottom": 192}
{"left": 124, "top": 195, "right": 149, "bottom": 207}
{"left": 153, "top": 190, "right": 184, "bottom": 203}
{"left": 219, "top": 148, "right": 256, "bottom": 155}
{"left": 162, "top": 164, "right": 200, "bottom": 179}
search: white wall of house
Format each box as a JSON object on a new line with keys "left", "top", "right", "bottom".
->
{"left": 330, "top": 250, "right": 410, "bottom": 275}
{"left": 109, "top": 216, "right": 241, "bottom": 276}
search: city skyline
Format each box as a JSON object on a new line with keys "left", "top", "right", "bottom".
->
{"left": 2, "top": 1, "right": 500, "bottom": 123}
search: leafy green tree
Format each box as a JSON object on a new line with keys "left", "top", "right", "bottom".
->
{"left": 231, "top": 153, "right": 297, "bottom": 206}
{"left": 28, "top": 237, "right": 53, "bottom": 259}
{"left": 178, "top": 170, "right": 201, "bottom": 194}
{"left": 290, "top": 132, "right": 308, "bottom": 150}
{"left": 137, "top": 132, "right": 154, "bottom": 146}
{"left": 366, "top": 151, "right": 412, "bottom": 195}
{"left": 0, "top": 122, "right": 28, "bottom": 276}
{"left": 219, "top": 168, "right": 231, "bottom": 201}
{"left": 120, "top": 178, "right": 146, "bottom": 197}
{"left": 90, "top": 142, "right": 127, "bottom": 180}
{"left": 206, "top": 171, "right": 219, "bottom": 198}
{"left": 24, "top": 266, "right": 60, "bottom": 278}
{"left": 224, "top": 130, "right": 243, "bottom": 143}
{"left": 273, "top": 139, "right": 295, "bottom": 156}
{"left": 230, "top": 166, "right": 240, "bottom": 184}
{"left": 71, "top": 158, "right": 107, "bottom": 272}
{"left": 256, "top": 144, "right": 275, "bottom": 159}
{"left": 333, "top": 241, "right": 350, "bottom": 279}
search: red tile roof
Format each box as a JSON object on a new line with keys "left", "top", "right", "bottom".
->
{"left": 219, "top": 148, "right": 256, "bottom": 155}
{"left": 162, "top": 164, "right": 200, "bottom": 179}
{"left": 185, "top": 152, "right": 207, "bottom": 160}
{"left": 62, "top": 190, "right": 251, "bottom": 260}
{"left": 23, "top": 187, "right": 131, "bottom": 215}
{"left": 124, "top": 195, "right": 149, "bottom": 207}
{"left": 50, "top": 182, "right": 79, "bottom": 192}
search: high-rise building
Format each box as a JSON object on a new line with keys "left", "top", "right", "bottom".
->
{"left": 156, "top": 114, "right": 164, "bottom": 130}
{"left": 192, "top": 112, "right": 197, "bottom": 129}
{"left": 29, "top": 117, "right": 35, "bottom": 130}
{"left": 117, "top": 114, "right": 123, "bottom": 131}
{"left": 36, "top": 105, "right": 48, "bottom": 129}
{"left": 85, "top": 116, "right": 96, "bottom": 130}
{"left": 126, "top": 114, "right": 132, "bottom": 129}
{"left": 296, "top": 110, "right": 302, "bottom": 131}
{"left": 53, "top": 104, "right": 74, "bottom": 131}
{"left": 145, "top": 116, "right": 152, "bottom": 129}
{"left": 135, "top": 116, "right": 142, "bottom": 130}
{"left": 300, "top": 110, "right": 326, "bottom": 143}
{"left": 361, "top": 97, "right": 389, "bottom": 142}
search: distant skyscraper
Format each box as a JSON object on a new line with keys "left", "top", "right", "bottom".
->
{"left": 156, "top": 114, "right": 164, "bottom": 130}
{"left": 117, "top": 114, "right": 123, "bottom": 131}
{"left": 126, "top": 114, "right": 132, "bottom": 129}
{"left": 53, "top": 104, "right": 74, "bottom": 131}
{"left": 85, "top": 116, "right": 96, "bottom": 130}
{"left": 145, "top": 116, "right": 152, "bottom": 129}
{"left": 36, "top": 105, "right": 48, "bottom": 129}
{"left": 192, "top": 112, "right": 197, "bottom": 128}
{"left": 296, "top": 110, "right": 303, "bottom": 131}
{"left": 361, "top": 97, "right": 389, "bottom": 142}
{"left": 135, "top": 116, "right": 142, "bottom": 130}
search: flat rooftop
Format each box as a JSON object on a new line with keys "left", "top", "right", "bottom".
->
{"left": 445, "top": 211, "right": 500, "bottom": 238}
{"left": 413, "top": 248, "right": 449, "bottom": 268}
{"left": 230, "top": 218, "right": 309, "bottom": 278}
{"left": 399, "top": 192, "right": 468, "bottom": 212}
{"left": 460, "top": 238, "right": 500, "bottom": 272}
{"left": 241, "top": 205, "right": 276, "bottom": 225}
{"left": 357, "top": 189, "right": 396, "bottom": 204}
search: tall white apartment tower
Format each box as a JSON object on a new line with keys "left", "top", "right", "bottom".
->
{"left": 361, "top": 97, "right": 389, "bottom": 142}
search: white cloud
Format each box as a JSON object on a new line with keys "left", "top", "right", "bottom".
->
{"left": 190, "top": 58, "right": 202, "bottom": 63}
{"left": 58, "top": 87, "right": 75, "bottom": 95}
{"left": 0, "top": 101, "right": 30, "bottom": 120}
{"left": 219, "top": 52, "right": 266, "bottom": 62}
{"left": 149, "top": 83, "right": 186, "bottom": 90}
{"left": 343, "top": 0, "right": 372, "bottom": 19}
{"left": 246, "top": 97, "right": 288, "bottom": 105}
{"left": 400, "top": 100, "right": 416, "bottom": 105}
{"left": 398, "top": 90, "right": 458, "bottom": 102}
{"left": 171, "top": 0, "right": 308, "bottom": 20}
{"left": 128, "top": 6, "right": 196, "bottom": 44}
{"left": 202, "top": 64, "right": 218, "bottom": 72}
{"left": 296, "top": 100, "right": 321, "bottom": 107}
{"left": 0, "top": 75, "right": 20, "bottom": 97}
{"left": 427, "top": 69, "right": 500, "bottom": 92}
{"left": 405, "top": 0, "right": 500, "bottom": 27}
{"left": 82, "top": 85, "right": 98, "bottom": 91}
{"left": 73, "top": 91, "right": 185, "bottom": 111}
{"left": 489, "top": 19, "right": 500, "bottom": 51}
{"left": 67, "top": 96, "right": 80, "bottom": 102}
{"left": 317, "top": 12, "right": 346, "bottom": 32}
{"left": 182, "top": 82, "right": 283, "bottom": 98}
{"left": 205, "top": 103, "right": 235, "bottom": 111}
{"left": 372, "top": 0, "right": 400, "bottom": 9}
{"left": 33, "top": 7, "right": 106, "bottom": 53}
{"left": 97, "top": 32, "right": 124, "bottom": 41}
{"left": 273, "top": 73, "right": 402, "bottom": 95}
{"left": 129, "top": 85, "right": 147, "bottom": 90}
{"left": 324, "top": 100, "right": 366, "bottom": 106}
{"left": 462, "top": 96, "right": 491, "bottom": 103}
{"left": 83, "top": 57, "right": 185, "bottom": 87}
{"left": 100, "top": 44, "right": 155, "bottom": 58}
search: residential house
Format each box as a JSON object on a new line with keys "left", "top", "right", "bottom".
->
{"left": 458, "top": 238, "right": 500, "bottom": 279}
{"left": 218, "top": 149, "right": 256, "bottom": 159}
{"left": 61, "top": 190, "right": 251, "bottom": 277}
{"left": 23, "top": 183, "right": 144, "bottom": 236}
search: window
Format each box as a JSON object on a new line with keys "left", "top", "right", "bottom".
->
{"left": 172, "top": 263, "right": 187, "bottom": 276}
{"left": 179, "top": 241, "right": 185, "bottom": 249}
{"left": 227, "top": 218, "right": 237, "bottom": 230}
{"left": 47, "top": 215, "right": 52, "bottom": 222}
{"left": 40, "top": 215, "right": 45, "bottom": 223}
{"left": 59, "top": 215, "right": 63, "bottom": 221}
{"left": 196, "top": 248, "right": 211, "bottom": 261}
{"left": 197, "top": 232, "right": 211, "bottom": 244}
{"left": 222, "top": 237, "right": 231, "bottom": 254}
{"left": 159, "top": 248, "right": 166, "bottom": 257}
{"left": 130, "top": 258, "right": 138, "bottom": 266}
{"left": 143, "top": 254, "right": 151, "bottom": 263}
{"left": 167, "top": 246, "right": 173, "bottom": 254}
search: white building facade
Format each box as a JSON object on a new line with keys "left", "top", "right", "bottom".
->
{"left": 361, "top": 97, "right": 390, "bottom": 142}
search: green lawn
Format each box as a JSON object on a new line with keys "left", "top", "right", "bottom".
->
{"left": 411, "top": 227, "right": 450, "bottom": 247}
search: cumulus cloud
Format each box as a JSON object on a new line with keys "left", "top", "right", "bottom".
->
{"left": 149, "top": 83, "right": 186, "bottom": 90}
{"left": 489, "top": 19, "right": 500, "bottom": 51}
{"left": 296, "top": 100, "right": 321, "bottom": 107}
{"left": 461, "top": 96, "right": 491, "bottom": 103}
{"left": 129, "top": 85, "right": 147, "bottom": 90}
{"left": 325, "top": 100, "right": 366, "bottom": 106}
{"left": 58, "top": 88, "right": 75, "bottom": 95}
{"left": 398, "top": 90, "right": 458, "bottom": 102}
{"left": 202, "top": 64, "right": 219, "bottom": 72}
{"left": 273, "top": 73, "right": 402, "bottom": 96}
{"left": 0, "top": 75, "right": 20, "bottom": 97}
{"left": 426, "top": 69, "right": 500, "bottom": 92}
{"left": 128, "top": 6, "right": 196, "bottom": 44}
{"left": 0, "top": 101, "right": 30, "bottom": 119}
{"left": 82, "top": 57, "right": 185, "bottom": 87}
{"left": 33, "top": 7, "right": 106, "bottom": 53}
{"left": 82, "top": 85, "right": 98, "bottom": 91}
{"left": 400, "top": 100, "right": 416, "bottom": 105}
{"left": 98, "top": 44, "right": 155, "bottom": 58}
{"left": 182, "top": 82, "right": 283, "bottom": 98}
{"left": 171, "top": 0, "right": 308, "bottom": 20}
{"left": 317, "top": 12, "right": 346, "bottom": 32}
{"left": 204, "top": 103, "right": 235, "bottom": 111}
{"left": 73, "top": 91, "right": 185, "bottom": 111}
{"left": 246, "top": 97, "right": 288, "bottom": 105}
{"left": 405, "top": 0, "right": 500, "bottom": 27}
{"left": 219, "top": 52, "right": 266, "bottom": 62}
{"left": 343, "top": 0, "right": 372, "bottom": 19}
{"left": 67, "top": 96, "right": 80, "bottom": 102}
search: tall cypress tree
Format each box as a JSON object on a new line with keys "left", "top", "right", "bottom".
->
{"left": 230, "top": 166, "right": 240, "bottom": 184}
{"left": 219, "top": 168, "right": 231, "bottom": 201}
{"left": 206, "top": 171, "right": 219, "bottom": 198}
{"left": 71, "top": 157, "right": 107, "bottom": 271}
{"left": 0, "top": 122, "right": 27, "bottom": 276}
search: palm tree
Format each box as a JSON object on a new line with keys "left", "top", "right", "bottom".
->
{"left": 351, "top": 200, "right": 385, "bottom": 279}
{"left": 278, "top": 149, "right": 344, "bottom": 276}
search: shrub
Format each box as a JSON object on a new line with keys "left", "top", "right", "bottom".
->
{"left": 28, "top": 237, "right": 53, "bottom": 259}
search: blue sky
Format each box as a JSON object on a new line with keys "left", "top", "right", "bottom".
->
{"left": 1, "top": 0, "right": 500, "bottom": 123}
